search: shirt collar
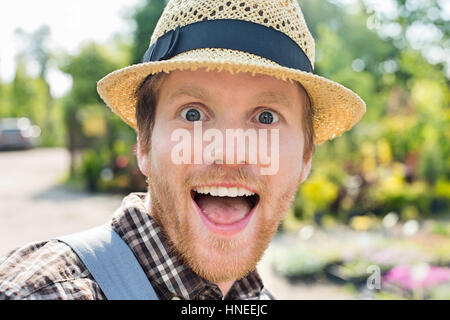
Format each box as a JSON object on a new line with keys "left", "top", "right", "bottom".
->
{"left": 110, "top": 192, "right": 265, "bottom": 300}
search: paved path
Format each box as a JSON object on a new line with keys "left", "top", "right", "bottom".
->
{"left": 0, "top": 148, "right": 123, "bottom": 256}
{"left": 0, "top": 147, "right": 355, "bottom": 299}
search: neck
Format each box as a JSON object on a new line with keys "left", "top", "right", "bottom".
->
{"left": 217, "top": 280, "right": 235, "bottom": 298}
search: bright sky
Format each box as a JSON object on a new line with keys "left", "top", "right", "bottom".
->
{"left": 0, "top": 0, "right": 142, "bottom": 97}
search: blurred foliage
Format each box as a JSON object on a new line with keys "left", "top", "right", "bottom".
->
{"left": 271, "top": 245, "right": 327, "bottom": 280}
{"left": 0, "top": 55, "right": 64, "bottom": 147}
{"left": 0, "top": 0, "right": 449, "bottom": 219}
{"left": 14, "top": 25, "right": 57, "bottom": 146}
{"left": 269, "top": 219, "right": 450, "bottom": 299}
{"left": 129, "top": 0, "right": 167, "bottom": 64}
{"left": 289, "top": 0, "right": 450, "bottom": 225}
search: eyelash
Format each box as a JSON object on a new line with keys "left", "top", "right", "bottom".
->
{"left": 253, "top": 109, "right": 280, "bottom": 125}
{"left": 178, "top": 105, "right": 283, "bottom": 124}
{"left": 179, "top": 104, "right": 208, "bottom": 122}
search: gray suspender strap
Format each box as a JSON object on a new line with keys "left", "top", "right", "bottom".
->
{"left": 54, "top": 225, "right": 158, "bottom": 300}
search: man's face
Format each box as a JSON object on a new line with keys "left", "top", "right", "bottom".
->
{"left": 138, "top": 69, "right": 311, "bottom": 283}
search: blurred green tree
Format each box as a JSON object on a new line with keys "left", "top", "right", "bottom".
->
{"left": 14, "top": 25, "right": 56, "bottom": 146}
{"left": 50, "top": 0, "right": 448, "bottom": 218}
{"left": 130, "top": 0, "right": 168, "bottom": 64}
{"left": 10, "top": 56, "right": 34, "bottom": 119}
{"left": 56, "top": 0, "right": 169, "bottom": 192}
{"left": 290, "top": 0, "right": 449, "bottom": 224}
{"left": 60, "top": 43, "right": 121, "bottom": 178}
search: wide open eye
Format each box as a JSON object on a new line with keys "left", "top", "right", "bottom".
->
{"left": 255, "top": 110, "right": 279, "bottom": 125}
{"left": 180, "top": 106, "right": 207, "bottom": 122}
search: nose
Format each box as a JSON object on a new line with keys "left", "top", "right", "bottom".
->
{"left": 202, "top": 121, "right": 254, "bottom": 167}
{"left": 203, "top": 142, "right": 248, "bottom": 166}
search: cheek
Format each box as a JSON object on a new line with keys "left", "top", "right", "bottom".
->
{"left": 258, "top": 130, "right": 304, "bottom": 219}
{"left": 150, "top": 123, "right": 182, "bottom": 180}
{"left": 277, "top": 130, "right": 304, "bottom": 182}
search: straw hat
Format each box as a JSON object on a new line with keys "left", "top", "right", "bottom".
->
{"left": 97, "top": 0, "right": 366, "bottom": 145}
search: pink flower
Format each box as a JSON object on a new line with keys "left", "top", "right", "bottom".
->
{"left": 383, "top": 265, "right": 450, "bottom": 290}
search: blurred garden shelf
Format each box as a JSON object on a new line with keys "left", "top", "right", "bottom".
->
{"left": 268, "top": 220, "right": 450, "bottom": 299}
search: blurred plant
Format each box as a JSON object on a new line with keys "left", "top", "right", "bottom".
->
{"left": 328, "top": 258, "right": 388, "bottom": 284}
{"left": 429, "top": 283, "right": 450, "bottom": 300}
{"left": 429, "top": 220, "right": 450, "bottom": 237}
{"left": 287, "top": 0, "right": 450, "bottom": 225}
{"left": 14, "top": 25, "right": 56, "bottom": 146}
{"left": 129, "top": 0, "right": 167, "bottom": 64}
{"left": 342, "top": 243, "right": 434, "bottom": 269}
{"left": 382, "top": 264, "right": 450, "bottom": 299}
{"left": 407, "top": 233, "right": 450, "bottom": 266}
{"left": 271, "top": 220, "right": 450, "bottom": 298}
{"left": 297, "top": 174, "right": 339, "bottom": 221}
{"left": 1, "top": 0, "right": 446, "bottom": 213}
{"left": 80, "top": 149, "right": 107, "bottom": 192}
{"left": 77, "top": 143, "right": 146, "bottom": 194}
{"left": 270, "top": 245, "right": 328, "bottom": 280}
{"left": 349, "top": 215, "right": 379, "bottom": 231}
{"left": 374, "top": 291, "right": 406, "bottom": 300}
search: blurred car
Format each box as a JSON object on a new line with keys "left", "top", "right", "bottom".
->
{"left": 0, "top": 117, "right": 41, "bottom": 150}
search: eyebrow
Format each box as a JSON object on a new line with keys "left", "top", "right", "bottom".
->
{"left": 167, "top": 86, "right": 212, "bottom": 103}
{"left": 167, "top": 85, "right": 292, "bottom": 109}
{"left": 254, "top": 91, "right": 292, "bottom": 109}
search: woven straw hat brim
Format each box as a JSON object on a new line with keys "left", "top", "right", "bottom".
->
{"left": 97, "top": 48, "right": 366, "bottom": 145}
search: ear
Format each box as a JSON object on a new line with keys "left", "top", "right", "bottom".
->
{"left": 299, "top": 154, "right": 312, "bottom": 184}
{"left": 136, "top": 134, "right": 150, "bottom": 178}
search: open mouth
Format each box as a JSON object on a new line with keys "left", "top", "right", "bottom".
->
{"left": 190, "top": 185, "right": 260, "bottom": 236}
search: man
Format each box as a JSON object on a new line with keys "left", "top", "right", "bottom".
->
{"left": 0, "top": 0, "right": 365, "bottom": 300}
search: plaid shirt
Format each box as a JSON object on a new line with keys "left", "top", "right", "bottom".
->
{"left": 0, "top": 193, "right": 274, "bottom": 300}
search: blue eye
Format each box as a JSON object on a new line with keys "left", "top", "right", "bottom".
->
{"left": 256, "top": 110, "right": 279, "bottom": 124}
{"left": 180, "top": 107, "right": 206, "bottom": 122}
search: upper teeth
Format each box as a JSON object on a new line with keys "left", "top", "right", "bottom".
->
{"left": 194, "top": 186, "right": 255, "bottom": 197}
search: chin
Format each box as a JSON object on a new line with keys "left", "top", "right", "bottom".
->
{"left": 147, "top": 171, "right": 294, "bottom": 283}
{"left": 173, "top": 199, "right": 275, "bottom": 283}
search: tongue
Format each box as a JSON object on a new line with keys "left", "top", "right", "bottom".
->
{"left": 196, "top": 194, "right": 252, "bottom": 225}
